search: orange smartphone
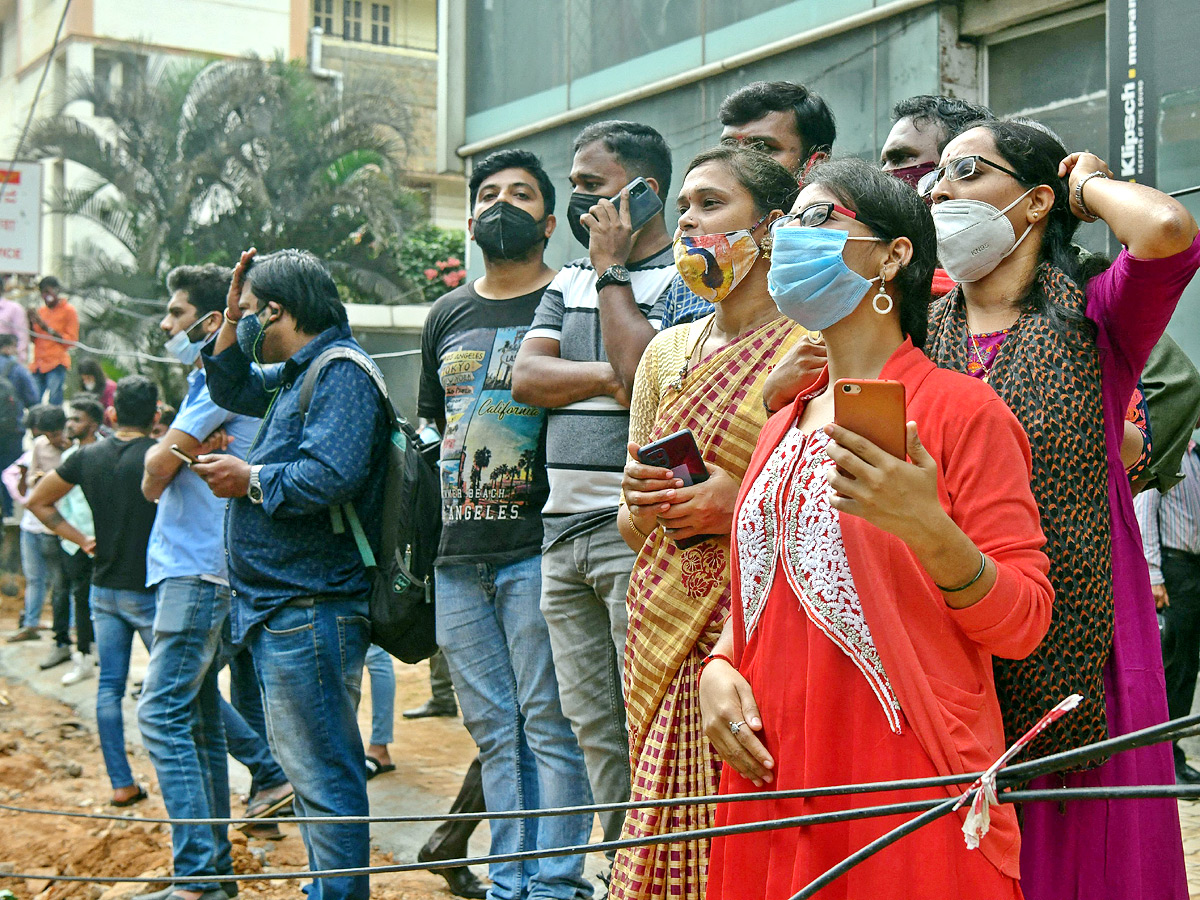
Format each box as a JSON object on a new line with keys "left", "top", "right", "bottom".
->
{"left": 832, "top": 379, "right": 906, "bottom": 460}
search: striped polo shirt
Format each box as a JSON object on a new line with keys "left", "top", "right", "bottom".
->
{"left": 526, "top": 247, "right": 676, "bottom": 548}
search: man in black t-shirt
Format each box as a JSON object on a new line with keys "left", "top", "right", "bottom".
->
{"left": 417, "top": 149, "right": 592, "bottom": 900}
{"left": 28, "top": 376, "right": 161, "bottom": 812}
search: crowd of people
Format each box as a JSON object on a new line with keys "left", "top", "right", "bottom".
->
{"left": 2, "top": 77, "right": 1200, "bottom": 900}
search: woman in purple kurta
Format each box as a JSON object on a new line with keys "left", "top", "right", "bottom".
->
{"left": 924, "top": 120, "right": 1199, "bottom": 900}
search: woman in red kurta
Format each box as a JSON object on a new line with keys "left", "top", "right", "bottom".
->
{"left": 700, "top": 159, "right": 1053, "bottom": 899}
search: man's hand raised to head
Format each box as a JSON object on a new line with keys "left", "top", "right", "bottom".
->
{"left": 584, "top": 188, "right": 634, "bottom": 273}
{"left": 226, "top": 248, "right": 257, "bottom": 323}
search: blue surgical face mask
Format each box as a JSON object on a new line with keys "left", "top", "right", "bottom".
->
{"left": 164, "top": 312, "right": 219, "bottom": 365}
{"left": 236, "top": 307, "right": 271, "bottom": 360}
{"left": 767, "top": 227, "right": 881, "bottom": 331}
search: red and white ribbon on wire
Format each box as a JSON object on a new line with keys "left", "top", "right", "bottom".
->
{"left": 955, "top": 693, "right": 1083, "bottom": 850}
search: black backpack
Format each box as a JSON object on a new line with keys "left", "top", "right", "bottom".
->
{"left": 299, "top": 346, "right": 442, "bottom": 664}
{"left": 0, "top": 357, "right": 22, "bottom": 439}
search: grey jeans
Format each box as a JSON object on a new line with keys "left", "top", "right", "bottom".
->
{"left": 539, "top": 522, "right": 634, "bottom": 850}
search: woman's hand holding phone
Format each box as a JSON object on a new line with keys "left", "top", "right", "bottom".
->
{"left": 653, "top": 465, "right": 741, "bottom": 541}
{"left": 623, "top": 440, "right": 683, "bottom": 527}
{"left": 823, "top": 420, "right": 947, "bottom": 549}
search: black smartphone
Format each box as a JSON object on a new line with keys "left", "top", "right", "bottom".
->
{"left": 637, "top": 429, "right": 713, "bottom": 549}
{"left": 615, "top": 177, "right": 663, "bottom": 233}
{"left": 169, "top": 444, "right": 198, "bottom": 466}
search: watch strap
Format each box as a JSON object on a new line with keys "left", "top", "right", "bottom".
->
{"left": 596, "top": 265, "right": 631, "bottom": 291}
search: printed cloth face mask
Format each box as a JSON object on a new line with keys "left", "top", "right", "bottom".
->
{"left": 236, "top": 307, "right": 272, "bottom": 361}
{"left": 673, "top": 214, "right": 768, "bottom": 304}
{"left": 767, "top": 226, "right": 881, "bottom": 331}
{"left": 931, "top": 186, "right": 1036, "bottom": 283}
{"left": 164, "top": 312, "right": 219, "bottom": 365}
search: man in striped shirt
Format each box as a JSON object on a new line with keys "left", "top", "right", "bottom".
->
{"left": 1136, "top": 435, "right": 1200, "bottom": 782}
{"left": 513, "top": 120, "right": 676, "bottom": 873}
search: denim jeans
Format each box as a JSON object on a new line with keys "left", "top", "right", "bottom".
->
{"left": 248, "top": 597, "right": 370, "bottom": 900}
{"left": 436, "top": 556, "right": 593, "bottom": 900}
{"left": 539, "top": 524, "right": 634, "bottom": 849}
{"left": 33, "top": 364, "right": 66, "bottom": 406}
{"left": 90, "top": 585, "right": 156, "bottom": 790}
{"left": 137, "top": 577, "right": 232, "bottom": 889}
{"left": 21, "top": 529, "right": 68, "bottom": 643}
{"left": 221, "top": 640, "right": 287, "bottom": 797}
{"left": 364, "top": 644, "right": 395, "bottom": 746}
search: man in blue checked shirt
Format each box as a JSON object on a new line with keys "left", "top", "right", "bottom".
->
{"left": 194, "top": 248, "right": 390, "bottom": 900}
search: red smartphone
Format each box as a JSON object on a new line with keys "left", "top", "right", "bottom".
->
{"left": 832, "top": 379, "right": 906, "bottom": 460}
{"left": 637, "top": 428, "right": 709, "bottom": 486}
{"left": 637, "top": 429, "right": 712, "bottom": 549}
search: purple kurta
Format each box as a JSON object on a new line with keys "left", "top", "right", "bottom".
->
{"left": 1018, "top": 234, "right": 1200, "bottom": 900}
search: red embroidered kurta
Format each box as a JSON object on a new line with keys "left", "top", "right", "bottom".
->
{"left": 707, "top": 340, "right": 1053, "bottom": 900}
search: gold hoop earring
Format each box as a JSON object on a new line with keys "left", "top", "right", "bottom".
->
{"left": 872, "top": 270, "right": 893, "bottom": 315}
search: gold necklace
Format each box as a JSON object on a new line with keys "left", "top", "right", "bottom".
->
{"left": 668, "top": 315, "right": 717, "bottom": 392}
{"left": 968, "top": 330, "right": 992, "bottom": 383}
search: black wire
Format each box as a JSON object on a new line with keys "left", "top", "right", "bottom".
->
{"left": 1168, "top": 184, "right": 1200, "bottom": 198}
{"left": 2, "top": 783, "right": 1199, "bottom": 885}
{"left": 788, "top": 795, "right": 968, "bottom": 900}
{"left": 7, "top": 712, "right": 1196, "bottom": 828}
{"left": 0, "top": 0, "right": 73, "bottom": 205}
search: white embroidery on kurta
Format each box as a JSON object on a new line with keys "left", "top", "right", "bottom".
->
{"left": 738, "top": 425, "right": 902, "bottom": 734}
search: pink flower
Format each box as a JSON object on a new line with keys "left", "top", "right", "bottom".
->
{"left": 424, "top": 268, "right": 438, "bottom": 280}
{"left": 445, "top": 256, "right": 462, "bottom": 268}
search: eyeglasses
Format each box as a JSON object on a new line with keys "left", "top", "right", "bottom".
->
{"left": 769, "top": 202, "right": 882, "bottom": 241}
{"left": 770, "top": 202, "right": 861, "bottom": 234}
{"left": 917, "top": 154, "right": 1027, "bottom": 197}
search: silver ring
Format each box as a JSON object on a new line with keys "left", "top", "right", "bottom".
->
{"left": 729, "top": 720, "right": 745, "bottom": 736}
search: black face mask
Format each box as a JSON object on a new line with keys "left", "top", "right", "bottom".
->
{"left": 472, "top": 202, "right": 547, "bottom": 260}
{"left": 567, "top": 192, "right": 605, "bottom": 247}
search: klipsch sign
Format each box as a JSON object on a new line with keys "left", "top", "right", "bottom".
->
{"left": 1109, "top": 0, "right": 1153, "bottom": 185}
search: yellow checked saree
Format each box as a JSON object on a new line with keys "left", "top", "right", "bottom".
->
{"left": 609, "top": 314, "right": 801, "bottom": 900}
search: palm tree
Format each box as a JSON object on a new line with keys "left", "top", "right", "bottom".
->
{"left": 25, "top": 51, "right": 423, "bottom": 382}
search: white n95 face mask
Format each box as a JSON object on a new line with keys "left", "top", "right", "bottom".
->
{"left": 932, "top": 187, "right": 1036, "bottom": 283}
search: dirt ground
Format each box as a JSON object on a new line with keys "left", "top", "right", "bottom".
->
{"left": 0, "top": 560, "right": 486, "bottom": 900}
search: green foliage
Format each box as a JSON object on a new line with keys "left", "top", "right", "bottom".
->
{"left": 394, "top": 224, "right": 468, "bottom": 303}
{"left": 26, "top": 51, "right": 425, "bottom": 373}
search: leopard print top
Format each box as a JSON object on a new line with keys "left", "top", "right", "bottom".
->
{"left": 927, "top": 264, "right": 1113, "bottom": 765}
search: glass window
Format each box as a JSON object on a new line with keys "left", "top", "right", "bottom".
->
{"left": 312, "top": 0, "right": 333, "bottom": 33}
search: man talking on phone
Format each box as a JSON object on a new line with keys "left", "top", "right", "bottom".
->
{"left": 512, "top": 120, "right": 677, "bottom": 881}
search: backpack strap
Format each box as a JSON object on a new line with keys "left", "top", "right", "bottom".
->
{"left": 297, "top": 345, "right": 399, "bottom": 573}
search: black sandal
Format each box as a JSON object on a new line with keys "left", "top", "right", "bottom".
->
{"left": 364, "top": 757, "right": 396, "bottom": 780}
{"left": 111, "top": 784, "right": 147, "bottom": 807}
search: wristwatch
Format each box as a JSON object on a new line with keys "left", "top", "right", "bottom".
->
{"left": 595, "top": 265, "right": 631, "bottom": 291}
{"left": 247, "top": 465, "right": 264, "bottom": 504}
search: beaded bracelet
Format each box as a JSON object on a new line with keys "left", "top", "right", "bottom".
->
{"left": 936, "top": 551, "right": 987, "bottom": 593}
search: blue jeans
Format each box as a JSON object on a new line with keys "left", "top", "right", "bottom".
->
{"left": 21, "top": 529, "right": 68, "bottom": 641}
{"left": 249, "top": 597, "right": 370, "bottom": 900}
{"left": 137, "top": 578, "right": 232, "bottom": 889}
{"left": 33, "top": 365, "right": 66, "bottom": 406}
{"left": 364, "top": 644, "right": 395, "bottom": 746}
{"left": 91, "top": 585, "right": 156, "bottom": 790}
{"left": 436, "top": 556, "right": 593, "bottom": 900}
{"left": 221, "top": 639, "right": 287, "bottom": 797}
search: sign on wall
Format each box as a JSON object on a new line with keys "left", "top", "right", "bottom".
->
{"left": 0, "top": 162, "right": 43, "bottom": 275}
{"left": 1108, "top": 0, "right": 1155, "bottom": 186}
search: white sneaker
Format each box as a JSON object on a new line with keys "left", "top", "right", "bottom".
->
{"left": 62, "top": 651, "right": 95, "bottom": 685}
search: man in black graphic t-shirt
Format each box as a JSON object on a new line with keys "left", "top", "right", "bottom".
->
{"left": 417, "top": 149, "right": 593, "bottom": 900}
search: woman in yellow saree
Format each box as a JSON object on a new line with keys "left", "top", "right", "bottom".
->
{"left": 610, "top": 145, "right": 803, "bottom": 900}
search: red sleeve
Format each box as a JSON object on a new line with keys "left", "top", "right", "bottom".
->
{"left": 940, "top": 394, "right": 1053, "bottom": 660}
{"left": 62, "top": 305, "right": 79, "bottom": 344}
